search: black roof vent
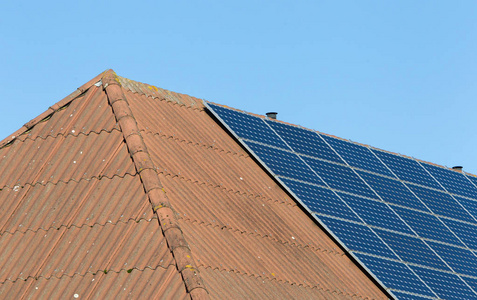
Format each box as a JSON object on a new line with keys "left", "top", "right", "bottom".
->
{"left": 266, "top": 112, "right": 278, "bottom": 120}
{"left": 452, "top": 166, "right": 463, "bottom": 172}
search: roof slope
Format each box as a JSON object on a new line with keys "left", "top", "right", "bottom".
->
{"left": 0, "top": 70, "right": 386, "bottom": 299}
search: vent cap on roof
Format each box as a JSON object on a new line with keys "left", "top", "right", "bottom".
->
{"left": 266, "top": 112, "right": 278, "bottom": 120}
{"left": 452, "top": 166, "right": 463, "bottom": 172}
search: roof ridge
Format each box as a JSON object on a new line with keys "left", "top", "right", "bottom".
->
{"left": 0, "top": 70, "right": 107, "bottom": 149}
{"left": 101, "top": 70, "right": 209, "bottom": 299}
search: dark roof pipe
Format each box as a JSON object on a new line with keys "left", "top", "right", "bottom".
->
{"left": 266, "top": 112, "right": 278, "bottom": 120}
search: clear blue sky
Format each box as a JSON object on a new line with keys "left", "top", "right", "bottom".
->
{"left": 1, "top": 1, "right": 476, "bottom": 174}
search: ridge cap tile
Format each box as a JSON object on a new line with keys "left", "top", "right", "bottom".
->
{"left": 101, "top": 71, "right": 209, "bottom": 299}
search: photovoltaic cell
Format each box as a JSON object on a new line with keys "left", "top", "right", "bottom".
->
{"left": 374, "top": 229, "right": 450, "bottom": 271}
{"left": 452, "top": 195, "right": 477, "bottom": 223}
{"left": 319, "top": 216, "right": 398, "bottom": 259}
{"left": 321, "top": 135, "right": 395, "bottom": 177}
{"left": 443, "top": 219, "right": 477, "bottom": 249}
{"left": 407, "top": 184, "right": 475, "bottom": 223}
{"left": 466, "top": 277, "right": 477, "bottom": 295}
{"left": 411, "top": 265, "right": 476, "bottom": 300}
{"left": 337, "top": 192, "right": 414, "bottom": 235}
{"left": 280, "top": 177, "right": 361, "bottom": 222}
{"left": 372, "top": 150, "right": 441, "bottom": 190}
{"left": 392, "top": 206, "right": 464, "bottom": 246}
{"left": 246, "top": 142, "right": 324, "bottom": 186}
{"left": 357, "top": 171, "right": 430, "bottom": 212}
{"left": 207, "top": 103, "right": 288, "bottom": 149}
{"left": 423, "top": 163, "right": 477, "bottom": 200}
{"left": 391, "top": 291, "right": 435, "bottom": 300}
{"left": 206, "top": 103, "right": 477, "bottom": 299}
{"left": 466, "top": 174, "right": 477, "bottom": 189}
{"left": 354, "top": 253, "right": 435, "bottom": 297}
{"left": 266, "top": 120, "right": 344, "bottom": 163}
{"left": 427, "top": 241, "right": 477, "bottom": 277}
{"left": 303, "top": 157, "right": 376, "bottom": 198}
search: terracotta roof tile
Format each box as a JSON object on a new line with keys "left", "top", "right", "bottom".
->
{"left": 16, "top": 85, "right": 119, "bottom": 143}
{"left": 0, "top": 70, "right": 388, "bottom": 299}
{"left": 0, "top": 219, "right": 173, "bottom": 283}
{"left": 0, "top": 266, "right": 189, "bottom": 300}
{"left": 0, "top": 174, "right": 152, "bottom": 234}
{"left": 0, "top": 130, "right": 135, "bottom": 189}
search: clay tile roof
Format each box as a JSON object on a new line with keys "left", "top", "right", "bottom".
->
{"left": 0, "top": 70, "right": 387, "bottom": 299}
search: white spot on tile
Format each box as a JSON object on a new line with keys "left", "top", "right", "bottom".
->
{"left": 74, "top": 294, "right": 79, "bottom": 298}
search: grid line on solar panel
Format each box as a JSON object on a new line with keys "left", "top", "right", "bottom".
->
{"left": 422, "top": 162, "right": 477, "bottom": 200}
{"left": 354, "top": 253, "right": 436, "bottom": 298}
{"left": 303, "top": 156, "right": 377, "bottom": 198}
{"left": 406, "top": 183, "right": 477, "bottom": 224}
{"left": 318, "top": 215, "right": 400, "bottom": 259}
{"left": 373, "top": 228, "right": 451, "bottom": 272}
{"left": 392, "top": 206, "right": 466, "bottom": 247}
{"left": 265, "top": 119, "right": 344, "bottom": 164}
{"left": 207, "top": 103, "right": 289, "bottom": 149}
{"left": 372, "top": 149, "right": 442, "bottom": 190}
{"left": 320, "top": 134, "right": 396, "bottom": 177}
{"left": 353, "top": 249, "right": 477, "bottom": 281}
{"left": 336, "top": 192, "right": 415, "bottom": 235}
{"left": 444, "top": 218, "right": 477, "bottom": 250}
{"left": 466, "top": 277, "right": 477, "bottom": 296}
{"left": 278, "top": 177, "right": 362, "bottom": 222}
{"left": 245, "top": 141, "right": 325, "bottom": 186}
{"left": 390, "top": 291, "right": 437, "bottom": 300}
{"left": 411, "top": 265, "right": 477, "bottom": 299}
{"left": 357, "top": 171, "right": 431, "bottom": 212}
{"left": 426, "top": 241, "right": 477, "bottom": 277}
{"left": 466, "top": 174, "right": 477, "bottom": 189}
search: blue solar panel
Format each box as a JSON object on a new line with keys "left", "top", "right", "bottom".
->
{"left": 443, "top": 219, "right": 477, "bottom": 249}
{"left": 357, "top": 171, "right": 431, "bottom": 212}
{"left": 337, "top": 192, "right": 414, "bottom": 235}
{"left": 206, "top": 103, "right": 477, "bottom": 299}
{"left": 321, "top": 135, "right": 395, "bottom": 177}
{"left": 208, "top": 103, "right": 288, "bottom": 149}
{"left": 246, "top": 142, "right": 325, "bottom": 186}
{"left": 391, "top": 291, "right": 435, "bottom": 300}
{"left": 266, "top": 120, "right": 344, "bottom": 163}
{"left": 466, "top": 174, "right": 477, "bottom": 190}
{"left": 303, "top": 157, "right": 376, "bottom": 198}
{"left": 280, "top": 177, "right": 361, "bottom": 222}
{"left": 407, "top": 184, "right": 475, "bottom": 223}
{"left": 372, "top": 150, "right": 442, "bottom": 190}
{"left": 427, "top": 241, "right": 477, "bottom": 277}
{"left": 319, "top": 216, "right": 398, "bottom": 259}
{"left": 354, "top": 253, "right": 435, "bottom": 297}
{"left": 392, "top": 206, "right": 464, "bottom": 246}
{"left": 465, "top": 277, "right": 477, "bottom": 295}
{"left": 423, "top": 163, "right": 477, "bottom": 200}
{"left": 452, "top": 195, "right": 477, "bottom": 223}
{"left": 411, "top": 266, "right": 476, "bottom": 300}
{"left": 374, "top": 229, "right": 450, "bottom": 271}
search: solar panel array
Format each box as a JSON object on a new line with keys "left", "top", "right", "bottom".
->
{"left": 206, "top": 102, "right": 477, "bottom": 300}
